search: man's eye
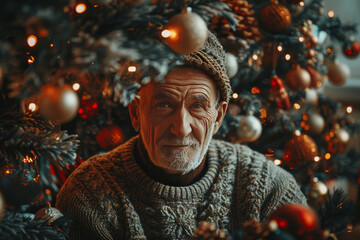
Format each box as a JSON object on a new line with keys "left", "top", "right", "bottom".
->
{"left": 157, "top": 102, "right": 171, "bottom": 108}
{"left": 191, "top": 102, "right": 204, "bottom": 109}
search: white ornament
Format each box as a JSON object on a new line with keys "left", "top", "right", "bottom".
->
{"left": 236, "top": 114, "right": 262, "bottom": 142}
{"left": 225, "top": 53, "right": 238, "bottom": 78}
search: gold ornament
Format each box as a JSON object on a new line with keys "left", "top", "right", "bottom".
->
{"left": 283, "top": 131, "right": 319, "bottom": 168}
{"left": 324, "top": 125, "right": 350, "bottom": 154}
{"left": 40, "top": 84, "right": 80, "bottom": 123}
{"left": 306, "top": 65, "right": 324, "bottom": 88}
{"left": 165, "top": 8, "right": 208, "bottom": 55}
{"left": 258, "top": 3, "right": 292, "bottom": 34}
{"left": 285, "top": 65, "right": 311, "bottom": 91}
{"left": 307, "top": 112, "right": 325, "bottom": 135}
{"left": 327, "top": 61, "right": 350, "bottom": 86}
{"left": 190, "top": 221, "right": 229, "bottom": 240}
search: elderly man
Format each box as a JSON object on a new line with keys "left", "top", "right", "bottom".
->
{"left": 56, "top": 32, "right": 307, "bottom": 240}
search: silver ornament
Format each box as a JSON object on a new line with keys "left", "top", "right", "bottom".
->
{"left": 308, "top": 112, "right": 325, "bottom": 134}
{"left": 305, "top": 88, "right": 318, "bottom": 106}
{"left": 35, "top": 205, "right": 63, "bottom": 222}
{"left": 225, "top": 53, "right": 238, "bottom": 78}
{"left": 236, "top": 114, "right": 262, "bottom": 142}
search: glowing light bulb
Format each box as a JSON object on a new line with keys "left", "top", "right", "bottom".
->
{"left": 128, "top": 66, "right": 136, "bottom": 72}
{"left": 346, "top": 106, "right": 353, "bottom": 114}
{"left": 75, "top": 3, "right": 86, "bottom": 14}
{"left": 328, "top": 10, "right": 335, "bottom": 18}
{"left": 50, "top": 43, "right": 54, "bottom": 47}
{"left": 161, "top": 29, "right": 172, "bottom": 38}
{"left": 293, "top": 103, "right": 301, "bottom": 110}
{"left": 28, "top": 56, "right": 35, "bottom": 64}
{"left": 27, "top": 35, "right": 37, "bottom": 47}
{"left": 299, "top": 1, "right": 305, "bottom": 7}
{"left": 28, "top": 103, "right": 37, "bottom": 112}
{"left": 325, "top": 153, "right": 331, "bottom": 160}
{"left": 252, "top": 54, "right": 258, "bottom": 60}
{"left": 285, "top": 54, "right": 291, "bottom": 61}
{"left": 232, "top": 93, "right": 238, "bottom": 99}
{"left": 274, "top": 159, "right": 282, "bottom": 166}
{"left": 72, "top": 83, "right": 80, "bottom": 91}
{"left": 298, "top": 36, "right": 305, "bottom": 42}
{"left": 314, "top": 156, "right": 321, "bottom": 162}
{"left": 277, "top": 45, "right": 283, "bottom": 52}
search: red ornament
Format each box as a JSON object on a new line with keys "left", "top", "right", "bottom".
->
{"left": 270, "top": 75, "right": 290, "bottom": 110}
{"left": 269, "top": 204, "right": 320, "bottom": 240}
{"left": 78, "top": 97, "right": 99, "bottom": 120}
{"left": 96, "top": 125, "right": 124, "bottom": 151}
{"left": 285, "top": 65, "right": 311, "bottom": 91}
{"left": 343, "top": 41, "right": 360, "bottom": 58}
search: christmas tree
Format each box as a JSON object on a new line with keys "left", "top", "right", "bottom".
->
{"left": 0, "top": 0, "right": 360, "bottom": 239}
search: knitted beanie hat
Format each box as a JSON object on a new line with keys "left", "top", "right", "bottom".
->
{"left": 183, "top": 31, "right": 232, "bottom": 103}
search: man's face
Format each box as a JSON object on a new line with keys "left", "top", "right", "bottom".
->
{"left": 129, "top": 66, "right": 227, "bottom": 175}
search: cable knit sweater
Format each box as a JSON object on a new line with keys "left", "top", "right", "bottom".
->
{"left": 56, "top": 135, "right": 307, "bottom": 240}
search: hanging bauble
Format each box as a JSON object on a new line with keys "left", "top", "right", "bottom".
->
{"left": 307, "top": 112, "right": 325, "bottom": 135}
{"left": 305, "top": 65, "right": 324, "bottom": 88}
{"left": 35, "top": 204, "right": 63, "bottom": 223}
{"left": 78, "top": 96, "right": 100, "bottom": 120}
{"left": 269, "top": 204, "right": 320, "bottom": 240}
{"left": 285, "top": 65, "right": 311, "bottom": 91}
{"left": 164, "top": 7, "right": 208, "bottom": 54}
{"left": 324, "top": 125, "right": 350, "bottom": 154}
{"left": 270, "top": 75, "right": 290, "bottom": 110}
{"left": 342, "top": 41, "right": 360, "bottom": 58}
{"left": 327, "top": 61, "right": 350, "bottom": 86}
{"left": 283, "top": 131, "right": 318, "bottom": 168}
{"left": 39, "top": 84, "right": 79, "bottom": 123}
{"left": 225, "top": 53, "right": 238, "bottom": 78}
{"left": 0, "top": 190, "right": 5, "bottom": 221}
{"left": 307, "top": 179, "right": 328, "bottom": 207}
{"left": 96, "top": 124, "right": 124, "bottom": 151}
{"left": 228, "top": 103, "right": 241, "bottom": 117}
{"left": 304, "top": 89, "right": 318, "bottom": 106}
{"left": 236, "top": 114, "right": 262, "bottom": 143}
{"left": 258, "top": 3, "right": 292, "bottom": 34}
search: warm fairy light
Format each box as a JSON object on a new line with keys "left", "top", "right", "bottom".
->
{"left": 328, "top": 10, "right": 335, "bottom": 18}
{"left": 94, "top": 4, "right": 99, "bottom": 7}
{"left": 161, "top": 29, "right": 172, "bottom": 38}
{"left": 50, "top": 43, "right": 54, "bottom": 47}
{"left": 293, "top": 103, "right": 301, "bottom": 110}
{"left": 274, "top": 159, "right": 282, "bottom": 166}
{"left": 232, "top": 93, "right": 239, "bottom": 99}
{"left": 252, "top": 54, "right": 258, "bottom": 60}
{"left": 75, "top": 3, "right": 87, "bottom": 14}
{"left": 128, "top": 66, "right": 136, "bottom": 72}
{"left": 28, "top": 103, "right": 37, "bottom": 112}
{"left": 299, "top": 1, "right": 305, "bottom": 7}
{"left": 28, "top": 56, "right": 35, "bottom": 64}
{"left": 251, "top": 87, "right": 260, "bottom": 94}
{"left": 298, "top": 36, "right": 305, "bottom": 42}
{"left": 72, "top": 83, "right": 80, "bottom": 91}
{"left": 45, "top": 189, "right": 52, "bottom": 195}
{"left": 5, "top": 170, "right": 10, "bottom": 174}
{"left": 327, "top": 48, "right": 333, "bottom": 53}
{"left": 314, "top": 156, "right": 321, "bottom": 162}
{"left": 23, "top": 155, "right": 34, "bottom": 163}
{"left": 346, "top": 106, "right": 353, "bottom": 114}
{"left": 27, "top": 35, "right": 37, "bottom": 47}
{"left": 295, "top": 130, "right": 301, "bottom": 136}
{"left": 259, "top": 108, "right": 267, "bottom": 119}
{"left": 325, "top": 153, "right": 331, "bottom": 160}
{"left": 277, "top": 45, "right": 283, "bottom": 52}
{"left": 285, "top": 54, "right": 291, "bottom": 61}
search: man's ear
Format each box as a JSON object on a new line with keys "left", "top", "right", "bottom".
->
{"left": 128, "top": 96, "right": 140, "bottom": 131}
{"left": 213, "top": 101, "right": 228, "bottom": 135}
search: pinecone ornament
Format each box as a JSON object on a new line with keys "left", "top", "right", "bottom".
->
{"left": 190, "top": 221, "right": 230, "bottom": 240}
{"left": 210, "top": 0, "right": 262, "bottom": 42}
{"left": 241, "top": 218, "right": 270, "bottom": 239}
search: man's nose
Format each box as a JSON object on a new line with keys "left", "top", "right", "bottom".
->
{"left": 170, "top": 106, "right": 192, "bottom": 138}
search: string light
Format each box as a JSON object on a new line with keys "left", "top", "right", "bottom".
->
{"left": 28, "top": 56, "right": 35, "bottom": 64}
{"left": 259, "top": 108, "right": 267, "bottom": 119}
{"left": 277, "top": 45, "right": 283, "bottom": 52}
{"left": 232, "top": 93, "right": 238, "bottom": 99}
{"left": 274, "top": 159, "right": 282, "bottom": 166}
{"left": 298, "top": 36, "right": 305, "bottom": 42}
{"left": 325, "top": 153, "right": 331, "bottom": 160}
{"left": 293, "top": 103, "right": 301, "bottom": 110}
{"left": 346, "top": 106, "right": 353, "bottom": 114}
{"left": 75, "top": 3, "right": 87, "bottom": 14}
{"left": 252, "top": 54, "right": 258, "bottom": 60}
{"left": 28, "top": 103, "right": 37, "bottom": 112}
{"left": 285, "top": 54, "right": 291, "bottom": 61}
{"left": 314, "top": 156, "right": 321, "bottom": 162}
{"left": 251, "top": 87, "right": 260, "bottom": 94}
{"left": 161, "top": 29, "right": 172, "bottom": 38}
{"left": 72, "top": 83, "right": 80, "bottom": 91}
{"left": 50, "top": 43, "right": 54, "bottom": 47}
{"left": 27, "top": 35, "right": 37, "bottom": 47}
{"left": 299, "top": 1, "right": 305, "bottom": 7}
{"left": 23, "top": 155, "right": 35, "bottom": 163}
{"left": 328, "top": 10, "right": 335, "bottom": 18}
{"left": 128, "top": 66, "right": 136, "bottom": 72}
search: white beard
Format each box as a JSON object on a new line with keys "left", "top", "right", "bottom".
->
{"left": 158, "top": 123, "right": 215, "bottom": 174}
